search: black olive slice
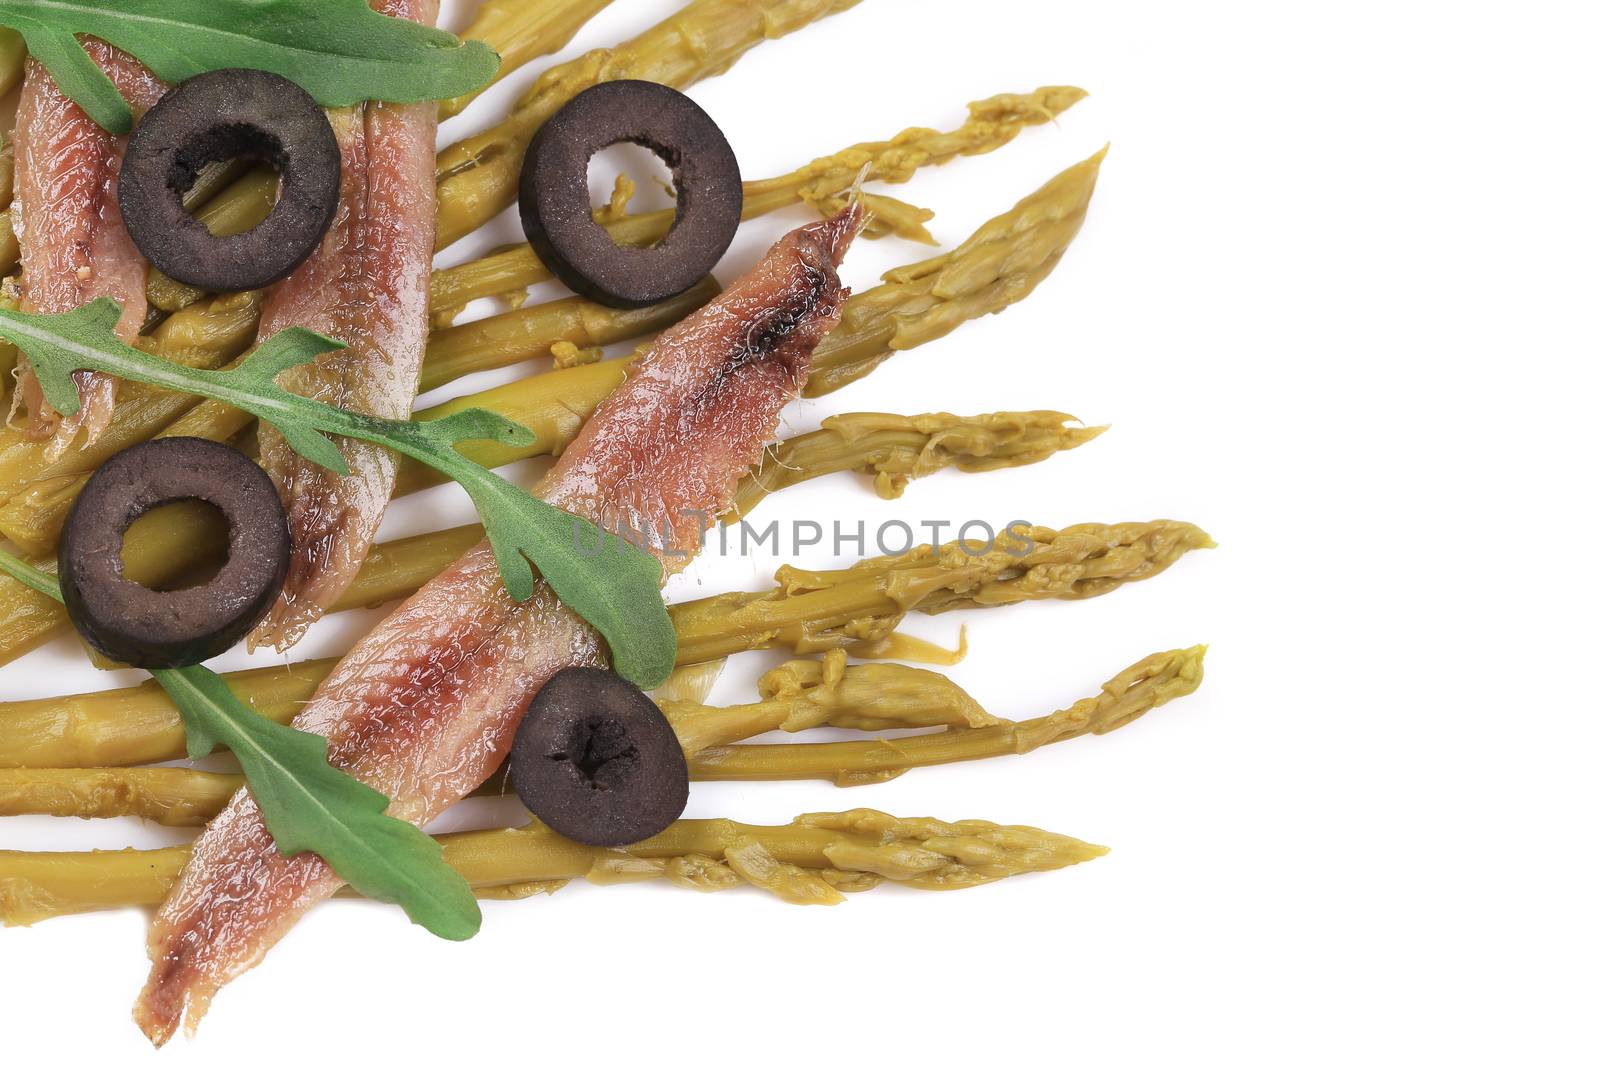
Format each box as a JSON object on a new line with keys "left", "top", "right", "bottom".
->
{"left": 119, "top": 69, "right": 341, "bottom": 292}
{"left": 519, "top": 80, "right": 743, "bottom": 309}
{"left": 59, "top": 438, "right": 290, "bottom": 669}
{"left": 510, "top": 667, "right": 690, "bottom": 846}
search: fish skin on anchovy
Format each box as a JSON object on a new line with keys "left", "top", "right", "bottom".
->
{"left": 248, "top": 0, "right": 444, "bottom": 652}
{"left": 9, "top": 42, "right": 163, "bottom": 457}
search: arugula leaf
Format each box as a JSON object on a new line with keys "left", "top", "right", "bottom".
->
{"left": 158, "top": 668, "right": 481, "bottom": 939}
{"left": 0, "top": 0, "right": 499, "bottom": 134}
{"left": 0, "top": 548, "right": 481, "bottom": 941}
{"left": 0, "top": 299, "right": 677, "bottom": 689}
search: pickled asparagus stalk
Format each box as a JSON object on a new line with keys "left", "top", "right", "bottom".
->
{"left": 0, "top": 809, "right": 1106, "bottom": 923}
{"left": 0, "top": 658, "right": 331, "bottom": 769}
{"left": 0, "top": 138, "right": 17, "bottom": 277}
{"left": 0, "top": 281, "right": 19, "bottom": 407}
{"left": 670, "top": 520, "right": 1214, "bottom": 665}
{"left": 434, "top": 0, "right": 865, "bottom": 249}
{"left": 0, "top": 28, "right": 23, "bottom": 98}
{"left": 745, "top": 86, "right": 1088, "bottom": 241}
{"left": 429, "top": 86, "right": 1085, "bottom": 318}
{"left": 691, "top": 647, "right": 1208, "bottom": 784}
{"left": 0, "top": 768, "right": 242, "bottom": 827}
{"left": 0, "top": 521, "right": 1211, "bottom": 766}
{"left": 808, "top": 147, "right": 1107, "bottom": 397}
{"left": 439, "top": 0, "right": 617, "bottom": 120}
{"left": 418, "top": 277, "right": 716, "bottom": 393}
{"left": 0, "top": 646, "right": 1207, "bottom": 824}
{"left": 729, "top": 411, "right": 1107, "bottom": 521}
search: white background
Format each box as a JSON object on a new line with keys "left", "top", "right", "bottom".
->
{"left": 2, "top": 1, "right": 1596, "bottom": 1062}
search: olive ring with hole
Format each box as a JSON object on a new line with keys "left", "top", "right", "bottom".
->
{"left": 59, "top": 438, "right": 290, "bottom": 670}
{"left": 119, "top": 68, "right": 341, "bottom": 293}
{"left": 520, "top": 80, "right": 743, "bottom": 309}
{"left": 510, "top": 667, "right": 691, "bottom": 846}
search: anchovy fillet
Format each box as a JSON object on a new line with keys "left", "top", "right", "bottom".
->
{"left": 248, "top": 0, "right": 443, "bottom": 651}
{"left": 9, "top": 42, "right": 162, "bottom": 457}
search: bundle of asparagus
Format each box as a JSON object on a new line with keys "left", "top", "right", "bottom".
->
{"left": 0, "top": 0, "right": 1213, "bottom": 950}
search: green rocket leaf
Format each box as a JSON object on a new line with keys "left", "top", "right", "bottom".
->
{"left": 0, "top": 0, "right": 500, "bottom": 134}
{"left": 0, "top": 548, "right": 480, "bottom": 940}
{"left": 0, "top": 298, "right": 677, "bottom": 689}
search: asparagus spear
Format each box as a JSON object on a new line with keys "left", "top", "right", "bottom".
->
{"left": 672, "top": 520, "right": 1214, "bottom": 664}
{"left": 0, "top": 767, "right": 242, "bottom": 827}
{"left": 0, "top": 281, "right": 20, "bottom": 408}
{"left": 434, "top": 0, "right": 865, "bottom": 249}
{"left": 0, "top": 51, "right": 18, "bottom": 292}
{"left": 439, "top": 0, "right": 618, "bottom": 120}
{"left": 808, "top": 146, "right": 1107, "bottom": 396}
{"left": 691, "top": 647, "right": 1207, "bottom": 784}
{"left": 0, "top": 809, "right": 1106, "bottom": 924}
{"left": 430, "top": 85, "right": 1085, "bottom": 318}
{"left": 0, "top": 519, "right": 1211, "bottom": 767}
{"left": 0, "top": 28, "right": 22, "bottom": 98}
{"left": 0, "top": 139, "right": 16, "bottom": 280}
{"left": 728, "top": 411, "right": 1107, "bottom": 521}
{"left": 0, "top": 658, "right": 331, "bottom": 769}
{"left": 0, "top": 646, "right": 1209, "bottom": 822}
{"left": 419, "top": 277, "right": 716, "bottom": 393}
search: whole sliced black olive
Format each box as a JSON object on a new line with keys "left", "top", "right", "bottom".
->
{"left": 519, "top": 80, "right": 743, "bottom": 309}
{"left": 119, "top": 69, "right": 340, "bottom": 292}
{"left": 59, "top": 438, "right": 290, "bottom": 669}
{"left": 510, "top": 667, "right": 690, "bottom": 846}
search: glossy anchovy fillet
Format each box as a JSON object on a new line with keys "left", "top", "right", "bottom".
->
{"left": 248, "top": 0, "right": 443, "bottom": 651}
{"left": 134, "top": 204, "right": 865, "bottom": 1044}
{"left": 8, "top": 43, "right": 163, "bottom": 457}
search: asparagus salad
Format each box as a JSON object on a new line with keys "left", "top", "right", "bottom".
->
{"left": 0, "top": 0, "right": 1211, "bottom": 1045}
